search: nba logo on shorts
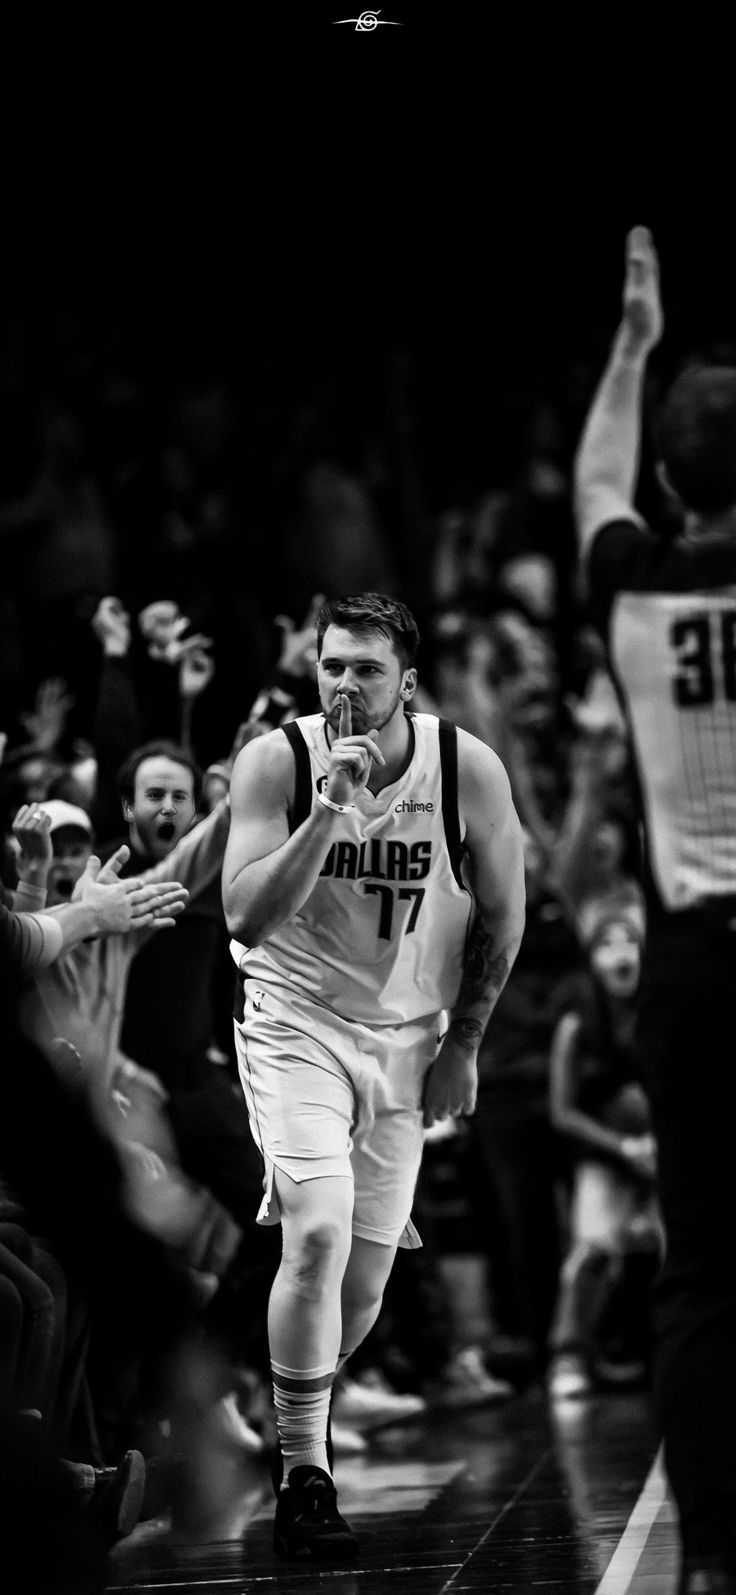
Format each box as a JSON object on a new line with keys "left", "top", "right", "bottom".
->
{"left": 252, "top": 989, "right": 265, "bottom": 1011}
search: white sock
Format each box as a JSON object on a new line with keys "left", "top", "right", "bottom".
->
{"left": 271, "top": 1358, "right": 335, "bottom": 1484}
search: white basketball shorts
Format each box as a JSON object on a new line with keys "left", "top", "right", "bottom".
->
{"left": 233, "top": 976, "right": 445, "bottom": 1249}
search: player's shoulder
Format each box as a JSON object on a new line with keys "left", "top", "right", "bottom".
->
{"left": 414, "top": 711, "right": 507, "bottom": 777}
{"left": 453, "top": 724, "right": 512, "bottom": 801}
{"left": 231, "top": 724, "right": 298, "bottom": 786}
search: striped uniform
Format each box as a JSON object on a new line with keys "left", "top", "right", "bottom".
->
{"left": 588, "top": 520, "right": 736, "bottom": 916}
{"left": 585, "top": 514, "right": 736, "bottom": 1574}
{"left": 231, "top": 712, "right": 476, "bottom": 1247}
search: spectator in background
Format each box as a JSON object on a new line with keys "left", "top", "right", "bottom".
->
{"left": 550, "top": 664, "right": 643, "bottom": 940}
{"left": 348, "top": 1147, "right": 516, "bottom": 1413}
{"left": 90, "top": 594, "right": 335, "bottom": 1443}
{"left": 89, "top": 595, "right": 217, "bottom": 838}
{"left": 574, "top": 224, "right": 736, "bottom": 1594}
{"left": 3, "top": 800, "right": 233, "bottom": 1458}
{"left": 276, "top": 410, "right": 401, "bottom": 620}
{"left": 8, "top": 794, "right": 239, "bottom": 1319}
{"left": 424, "top": 598, "right": 572, "bottom": 874}
{"left": 547, "top": 892, "right": 662, "bottom": 1402}
{"left": 425, "top": 611, "right": 505, "bottom": 749}
{"left": 464, "top": 825, "right": 583, "bottom": 1385}
{"left": 0, "top": 677, "right": 77, "bottom": 841}
{"left": 493, "top": 400, "right": 581, "bottom": 697}
{"left": 88, "top": 596, "right": 233, "bottom": 1100}
{"left": 0, "top": 882, "right": 232, "bottom": 1570}
{"left": 0, "top": 838, "right": 195, "bottom": 1550}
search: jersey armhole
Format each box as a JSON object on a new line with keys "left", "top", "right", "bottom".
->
{"left": 282, "top": 720, "right": 312, "bottom": 834}
{"left": 438, "top": 719, "right": 465, "bottom": 888}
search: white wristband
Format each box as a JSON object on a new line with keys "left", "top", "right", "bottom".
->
{"left": 316, "top": 790, "right": 355, "bottom": 813}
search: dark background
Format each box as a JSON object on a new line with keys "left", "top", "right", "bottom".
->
{"left": 1, "top": 3, "right": 733, "bottom": 759}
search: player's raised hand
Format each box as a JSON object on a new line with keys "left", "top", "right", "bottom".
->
{"left": 324, "top": 693, "right": 385, "bottom": 806}
{"left": 621, "top": 225, "right": 663, "bottom": 354}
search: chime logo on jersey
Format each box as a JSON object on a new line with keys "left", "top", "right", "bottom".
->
{"left": 320, "top": 837, "right": 432, "bottom": 881}
{"left": 315, "top": 775, "right": 433, "bottom": 819}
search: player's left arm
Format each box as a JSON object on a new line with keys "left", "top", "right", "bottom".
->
{"left": 422, "top": 734, "right": 526, "bottom": 1126}
{"left": 574, "top": 225, "right": 663, "bottom": 565}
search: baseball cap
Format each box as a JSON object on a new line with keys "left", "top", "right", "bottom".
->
{"left": 37, "top": 799, "right": 94, "bottom": 837}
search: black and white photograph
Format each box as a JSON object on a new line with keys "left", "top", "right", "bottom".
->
{"left": 1, "top": 10, "right": 734, "bottom": 1592}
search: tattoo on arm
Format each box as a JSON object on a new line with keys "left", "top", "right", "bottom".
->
{"left": 449, "top": 1015, "right": 486, "bottom": 1051}
{"left": 448, "top": 913, "right": 511, "bottom": 1052}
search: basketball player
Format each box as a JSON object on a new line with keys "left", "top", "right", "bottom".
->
{"left": 575, "top": 227, "right": 736, "bottom": 1594}
{"left": 222, "top": 592, "right": 525, "bottom": 1561}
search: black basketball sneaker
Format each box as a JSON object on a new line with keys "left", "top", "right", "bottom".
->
{"left": 273, "top": 1465, "right": 359, "bottom": 1561}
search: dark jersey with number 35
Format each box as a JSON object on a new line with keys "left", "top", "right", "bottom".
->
{"left": 587, "top": 519, "right": 736, "bottom": 918}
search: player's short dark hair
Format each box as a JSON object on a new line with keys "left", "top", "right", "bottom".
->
{"left": 654, "top": 365, "right": 736, "bottom": 514}
{"left": 117, "top": 740, "right": 203, "bottom": 808}
{"left": 316, "top": 593, "right": 420, "bottom": 670}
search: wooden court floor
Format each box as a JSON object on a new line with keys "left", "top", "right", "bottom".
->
{"left": 107, "top": 1384, "right": 681, "bottom": 1595}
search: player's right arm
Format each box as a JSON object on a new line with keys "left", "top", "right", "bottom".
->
{"left": 574, "top": 225, "right": 663, "bottom": 565}
{"left": 223, "top": 699, "right": 385, "bottom": 946}
{"left": 222, "top": 731, "right": 339, "bottom": 946}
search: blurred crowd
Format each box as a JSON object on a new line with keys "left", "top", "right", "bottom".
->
{"left": 1, "top": 300, "right": 665, "bottom": 1586}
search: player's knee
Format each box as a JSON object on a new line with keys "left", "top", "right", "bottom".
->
{"left": 284, "top": 1216, "right": 350, "bottom": 1292}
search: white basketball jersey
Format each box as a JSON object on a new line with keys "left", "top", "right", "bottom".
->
{"left": 230, "top": 712, "right": 476, "bottom": 1025}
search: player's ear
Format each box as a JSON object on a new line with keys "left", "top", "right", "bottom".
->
{"left": 401, "top": 670, "right": 417, "bottom": 701}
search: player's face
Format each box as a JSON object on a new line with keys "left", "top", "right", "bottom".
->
{"left": 317, "top": 625, "right": 415, "bottom": 734}
{"left": 47, "top": 826, "right": 92, "bottom": 905}
{"left": 123, "top": 756, "right": 197, "bottom": 861}
{"left": 590, "top": 921, "right": 641, "bottom": 1000}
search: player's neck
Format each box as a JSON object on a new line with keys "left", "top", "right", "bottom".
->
{"left": 367, "top": 712, "right": 415, "bottom": 794}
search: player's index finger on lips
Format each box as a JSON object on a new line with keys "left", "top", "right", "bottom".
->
{"left": 339, "top": 694, "right": 352, "bottom": 738}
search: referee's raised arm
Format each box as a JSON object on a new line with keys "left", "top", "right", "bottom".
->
{"left": 574, "top": 226, "right": 664, "bottom": 564}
